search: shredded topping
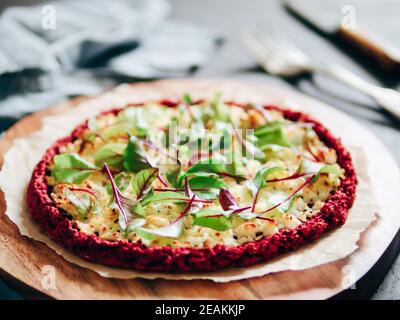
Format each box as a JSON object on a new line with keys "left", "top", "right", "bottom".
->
{"left": 47, "top": 94, "right": 344, "bottom": 248}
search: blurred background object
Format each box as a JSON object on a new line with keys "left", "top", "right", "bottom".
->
{"left": 242, "top": 26, "right": 400, "bottom": 119}
{"left": 285, "top": 0, "right": 400, "bottom": 73}
{"left": 0, "top": 0, "right": 221, "bottom": 129}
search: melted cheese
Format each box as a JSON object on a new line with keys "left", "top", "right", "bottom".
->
{"left": 48, "top": 101, "right": 343, "bottom": 248}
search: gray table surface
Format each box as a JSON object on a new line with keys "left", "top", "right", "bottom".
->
{"left": 0, "top": 0, "right": 399, "bottom": 299}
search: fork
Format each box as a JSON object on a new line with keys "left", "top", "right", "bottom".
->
{"left": 242, "top": 27, "right": 400, "bottom": 120}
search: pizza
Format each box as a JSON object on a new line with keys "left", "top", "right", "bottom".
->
{"left": 27, "top": 93, "right": 356, "bottom": 272}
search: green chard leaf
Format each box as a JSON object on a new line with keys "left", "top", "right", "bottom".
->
{"left": 131, "top": 167, "right": 159, "bottom": 200}
{"left": 52, "top": 153, "right": 97, "bottom": 184}
{"left": 248, "top": 166, "right": 285, "bottom": 212}
{"left": 253, "top": 166, "right": 284, "bottom": 191}
{"left": 186, "top": 157, "right": 247, "bottom": 179}
{"left": 141, "top": 191, "right": 188, "bottom": 207}
{"left": 123, "top": 136, "right": 152, "bottom": 173}
{"left": 117, "top": 107, "right": 149, "bottom": 137}
{"left": 106, "top": 172, "right": 132, "bottom": 195}
{"left": 182, "top": 93, "right": 192, "bottom": 105}
{"left": 131, "top": 202, "right": 146, "bottom": 217}
{"left": 188, "top": 176, "right": 227, "bottom": 200}
{"left": 286, "top": 193, "right": 302, "bottom": 213}
{"left": 103, "top": 164, "right": 145, "bottom": 236}
{"left": 94, "top": 143, "right": 126, "bottom": 169}
{"left": 166, "top": 165, "right": 184, "bottom": 188}
{"left": 65, "top": 189, "right": 93, "bottom": 219}
{"left": 101, "top": 124, "right": 132, "bottom": 140}
{"left": 192, "top": 208, "right": 231, "bottom": 231}
{"left": 255, "top": 121, "right": 292, "bottom": 149}
{"left": 298, "top": 159, "right": 344, "bottom": 181}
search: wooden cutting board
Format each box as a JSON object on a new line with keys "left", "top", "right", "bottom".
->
{"left": 0, "top": 79, "right": 399, "bottom": 300}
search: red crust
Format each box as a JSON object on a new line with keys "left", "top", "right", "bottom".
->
{"left": 27, "top": 102, "right": 356, "bottom": 272}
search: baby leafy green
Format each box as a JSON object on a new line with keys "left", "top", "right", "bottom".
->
{"left": 188, "top": 176, "right": 227, "bottom": 200}
{"left": 65, "top": 189, "right": 93, "bottom": 219}
{"left": 94, "top": 143, "right": 126, "bottom": 169}
{"left": 255, "top": 121, "right": 292, "bottom": 148}
{"left": 131, "top": 167, "right": 159, "bottom": 200}
{"left": 123, "top": 136, "right": 151, "bottom": 173}
{"left": 52, "top": 153, "right": 98, "bottom": 184}
{"left": 192, "top": 208, "right": 231, "bottom": 231}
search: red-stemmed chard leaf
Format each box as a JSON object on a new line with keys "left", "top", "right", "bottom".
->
{"left": 51, "top": 153, "right": 98, "bottom": 184}
{"left": 192, "top": 208, "right": 232, "bottom": 231}
{"left": 250, "top": 167, "right": 284, "bottom": 212}
{"left": 218, "top": 188, "right": 251, "bottom": 213}
{"left": 65, "top": 189, "right": 94, "bottom": 220}
{"left": 138, "top": 189, "right": 196, "bottom": 240}
{"left": 131, "top": 167, "right": 159, "bottom": 200}
{"left": 103, "top": 163, "right": 132, "bottom": 233}
{"left": 258, "top": 174, "right": 315, "bottom": 214}
{"left": 157, "top": 173, "right": 169, "bottom": 187}
{"left": 168, "top": 176, "right": 200, "bottom": 222}
{"left": 68, "top": 187, "right": 97, "bottom": 198}
{"left": 137, "top": 177, "right": 197, "bottom": 240}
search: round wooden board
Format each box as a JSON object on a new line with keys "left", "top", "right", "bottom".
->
{"left": 0, "top": 79, "right": 399, "bottom": 300}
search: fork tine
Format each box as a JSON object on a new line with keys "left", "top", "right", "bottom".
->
{"left": 253, "top": 25, "right": 309, "bottom": 61}
{"left": 248, "top": 26, "right": 289, "bottom": 59}
{"left": 242, "top": 29, "right": 275, "bottom": 60}
{"left": 245, "top": 28, "right": 286, "bottom": 62}
{"left": 242, "top": 25, "right": 310, "bottom": 76}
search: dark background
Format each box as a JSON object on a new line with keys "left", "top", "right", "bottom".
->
{"left": 0, "top": 0, "right": 399, "bottom": 299}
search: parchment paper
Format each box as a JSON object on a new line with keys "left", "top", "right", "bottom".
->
{"left": 0, "top": 81, "right": 377, "bottom": 282}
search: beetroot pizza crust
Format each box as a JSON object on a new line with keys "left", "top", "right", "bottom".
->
{"left": 27, "top": 102, "right": 357, "bottom": 272}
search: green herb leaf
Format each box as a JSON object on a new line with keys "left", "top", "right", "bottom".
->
{"left": 255, "top": 121, "right": 292, "bottom": 148}
{"left": 123, "top": 136, "right": 151, "bottom": 173}
{"left": 65, "top": 189, "right": 92, "bottom": 219}
{"left": 253, "top": 166, "right": 284, "bottom": 191}
{"left": 286, "top": 193, "right": 302, "bottom": 213}
{"left": 298, "top": 159, "right": 344, "bottom": 181}
{"left": 117, "top": 108, "right": 149, "bottom": 137}
{"left": 52, "top": 153, "right": 97, "bottom": 184}
{"left": 249, "top": 166, "right": 284, "bottom": 212}
{"left": 182, "top": 93, "right": 192, "bottom": 105}
{"left": 314, "top": 164, "right": 344, "bottom": 182}
{"left": 186, "top": 157, "right": 247, "bottom": 178}
{"left": 188, "top": 176, "right": 227, "bottom": 200}
{"left": 102, "top": 124, "right": 132, "bottom": 140}
{"left": 131, "top": 167, "right": 159, "bottom": 200}
{"left": 94, "top": 143, "right": 126, "bottom": 169}
{"left": 106, "top": 172, "right": 132, "bottom": 195}
{"left": 166, "top": 165, "right": 184, "bottom": 188}
{"left": 131, "top": 202, "right": 146, "bottom": 217}
{"left": 141, "top": 191, "right": 188, "bottom": 207}
{"left": 192, "top": 208, "right": 231, "bottom": 231}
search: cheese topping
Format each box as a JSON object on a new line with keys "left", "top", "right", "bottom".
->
{"left": 47, "top": 96, "right": 344, "bottom": 248}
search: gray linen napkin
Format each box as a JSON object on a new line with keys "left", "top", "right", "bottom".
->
{"left": 0, "top": 0, "right": 221, "bottom": 129}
